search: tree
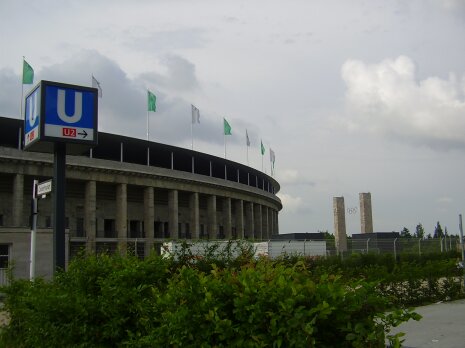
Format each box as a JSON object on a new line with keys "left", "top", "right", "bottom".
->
{"left": 400, "top": 227, "right": 411, "bottom": 238}
{"left": 433, "top": 221, "right": 444, "bottom": 238}
{"left": 414, "top": 223, "right": 425, "bottom": 239}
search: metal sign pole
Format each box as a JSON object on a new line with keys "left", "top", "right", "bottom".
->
{"left": 53, "top": 143, "right": 66, "bottom": 271}
{"left": 30, "top": 180, "right": 38, "bottom": 280}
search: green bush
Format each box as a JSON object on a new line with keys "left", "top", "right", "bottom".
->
{"left": 0, "top": 254, "right": 419, "bottom": 347}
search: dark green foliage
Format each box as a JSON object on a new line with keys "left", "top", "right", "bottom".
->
{"left": 0, "top": 254, "right": 171, "bottom": 347}
{"left": 2, "top": 246, "right": 463, "bottom": 347}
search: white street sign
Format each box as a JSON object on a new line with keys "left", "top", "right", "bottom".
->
{"left": 37, "top": 179, "right": 52, "bottom": 196}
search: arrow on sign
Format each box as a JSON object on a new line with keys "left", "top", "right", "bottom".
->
{"left": 78, "top": 130, "right": 88, "bottom": 138}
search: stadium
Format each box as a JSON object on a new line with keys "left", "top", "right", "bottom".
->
{"left": 0, "top": 115, "right": 282, "bottom": 281}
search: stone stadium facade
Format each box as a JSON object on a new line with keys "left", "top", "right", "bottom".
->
{"left": 0, "top": 116, "right": 281, "bottom": 280}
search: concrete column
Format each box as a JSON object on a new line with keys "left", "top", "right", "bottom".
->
{"left": 235, "top": 199, "right": 244, "bottom": 239}
{"left": 245, "top": 202, "right": 254, "bottom": 239}
{"left": 189, "top": 192, "right": 200, "bottom": 239}
{"left": 333, "top": 197, "right": 348, "bottom": 254}
{"left": 269, "top": 209, "right": 275, "bottom": 236}
{"left": 168, "top": 190, "right": 178, "bottom": 239}
{"left": 262, "top": 206, "right": 269, "bottom": 240}
{"left": 85, "top": 180, "right": 96, "bottom": 253}
{"left": 12, "top": 173, "right": 24, "bottom": 226}
{"left": 275, "top": 210, "right": 279, "bottom": 235}
{"left": 116, "top": 183, "right": 127, "bottom": 254}
{"left": 207, "top": 195, "right": 217, "bottom": 239}
{"left": 359, "top": 192, "right": 373, "bottom": 234}
{"left": 223, "top": 197, "right": 232, "bottom": 239}
{"left": 144, "top": 186, "right": 154, "bottom": 256}
{"left": 254, "top": 204, "right": 262, "bottom": 240}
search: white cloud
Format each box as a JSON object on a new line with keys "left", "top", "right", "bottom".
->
{"left": 437, "top": 196, "right": 453, "bottom": 204}
{"left": 276, "top": 193, "right": 302, "bottom": 213}
{"left": 277, "top": 169, "right": 315, "bottom": 187}
{"left": 341, "top": 55, "right": 465, "bottom": 150}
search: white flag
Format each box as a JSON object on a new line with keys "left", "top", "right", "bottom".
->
{"left": 246, "top": 130, "right": 250, "bottom": 146}
{"left": 92, "top": 75, "right": 102, "bottom": 98}
{"left": 191, "top": 104, "right": 200, "bottom": 124}
{"left": 270, "top": 148, "right": 275, "bottom": 165}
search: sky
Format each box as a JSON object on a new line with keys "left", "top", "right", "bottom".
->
{"left": 1, "top": 0, "right": 465, "bottom": 236}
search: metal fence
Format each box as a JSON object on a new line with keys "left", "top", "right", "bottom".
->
{"left": 325, "top": 236, "right": 462, "bottom": 257}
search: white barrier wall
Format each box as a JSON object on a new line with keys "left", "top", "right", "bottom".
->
{"left": 268, "top": 240, "right": 327, "bottom": 258}
{"left": 161, "top": 240, "right": 327, "bottom": 259}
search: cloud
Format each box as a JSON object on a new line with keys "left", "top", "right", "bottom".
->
{"left": 140, "top": 54, "right": 200, "bottom": 94}
{"left": 436, "top": 196, "right": 453, "bottom": 204}
{"left": 125, "top": 28, "right": 208, "bottom": 52}
{"left": 0, "top": 68, "right": 22, "bottom": 118}
{"left": 277, "top": 193, "right": 303, "bottom": 213}
{"left": 277, "top": 169, "right": 315, "bottom": 187}
{"left": 436, "top": 0, "right": 465, "bottom": 11}
{"left": 341, "top": 55, "right": 465, "bottom": 150}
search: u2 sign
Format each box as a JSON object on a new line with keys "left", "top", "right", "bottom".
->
{"left": 24, "top": 80, "right": 98, "bottom": 154}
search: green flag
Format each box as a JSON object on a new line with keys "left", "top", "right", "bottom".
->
{"left": 224, "top": 118, "right": 232, "bottom": 135}
{"left": 22, "top": 60, "right": 34, "bottom": 84}
{"left": 261, "top": 140, "right": 265, "bottom": 155}
{"left": 147, "top": 90, "right": 156, "bottom": 112}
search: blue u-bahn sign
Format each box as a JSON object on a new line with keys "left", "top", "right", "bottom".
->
{"left": 24, "top": 80, "right": 98, "bottom": 154}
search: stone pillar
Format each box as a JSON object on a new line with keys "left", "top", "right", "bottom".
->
{"left": 144, "top": 186, "right": 154, "bottom": 257}
{"left": 262, "top": 206, "right": 269, "bottom": 240}
{"left": 116, "top": 183, "right": 128, "bottom": 254}
{"left": 268, "top": 208, "right": 274, "bottom": 237}
{"left": 275, "top": 211, "right": 279, "bottom": 235}
{"left": 359, "top": 192, "right": 373, "bottom": 234}
{"left": 207, "top": 195, "right": 217, "bottom": 239}
{"left": 333, "top": 197, "right": 348, "bottom": 254}
{"left": 245, "top": 202, "right": 254, "bottom": 239}
{"left": 189, "top": 192, "right": 200, "bottom": 239}
{"left": 235, "top": 199, "right": 244, "bottom": 239}
{"left": 223, "top": 197, "right": 232, "bottom": 239}
{"left": 12, "top": 173, "right": 24, "bottom": 226}
{"left": 254, "top": 204, "right": 262, "bottom": 240}
{"left": 168, "top": 189, "right": 179, "bottom": 239}
{"left": 85, "top": 180, "right": 96, "bottom": 253}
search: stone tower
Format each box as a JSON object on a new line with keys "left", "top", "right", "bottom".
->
{"left": 333, "top": 197, "right": 347, "bottom": 253}
{"left": 359, "top": 192, "right": 373, "bottom": 234}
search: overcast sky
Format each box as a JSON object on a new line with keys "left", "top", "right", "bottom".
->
{"left": 1, "top": 0, "right": 465, "bottom": 236}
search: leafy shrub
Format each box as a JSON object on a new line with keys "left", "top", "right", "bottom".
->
{"left": 0, "top": 254, "right": 419, "bottom": 347}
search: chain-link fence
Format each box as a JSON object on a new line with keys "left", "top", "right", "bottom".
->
{"left": 69, "top": 236, "right": 463, "bottom": 262}
{"left": 325, "top": 236, "right": 462, "bottom": 257}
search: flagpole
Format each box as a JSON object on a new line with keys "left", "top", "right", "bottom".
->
{"left": 246, "top": 145, "right": 249, "bottom": 166}
{"left": 20, "top": 56, "right": 25, "bottom": 120}
{"left": 191, "top": 117, "right": 194, "bottom": 150}
{"left": 147, "top": 110, "right": 149, "bottom": 141}
{"left": 224, "top": 132, "right": 227, "bottom": 159}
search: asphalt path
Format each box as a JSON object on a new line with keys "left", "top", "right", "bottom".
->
{"left": 388, "top": 299, "right": 465, "bottom": 348}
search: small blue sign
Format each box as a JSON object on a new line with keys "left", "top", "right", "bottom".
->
{"left": 43, "top": 84, "right": 96, "bottom": 141}
{"left": 23, "top": 80, "right": 98, "bottom": 154}
{"left": 24, "top": 85, "right": 41, "bottom": 147}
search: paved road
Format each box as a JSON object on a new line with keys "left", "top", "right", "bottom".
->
{"left": 388, "top": 299, "right": 465, "bottom": 348}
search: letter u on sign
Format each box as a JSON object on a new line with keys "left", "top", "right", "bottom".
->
{"left": 27, "top": 91, "right": 39, "bottom": 127}
{"left": 57, "top": 89, "right": 82, "bottom": 123}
